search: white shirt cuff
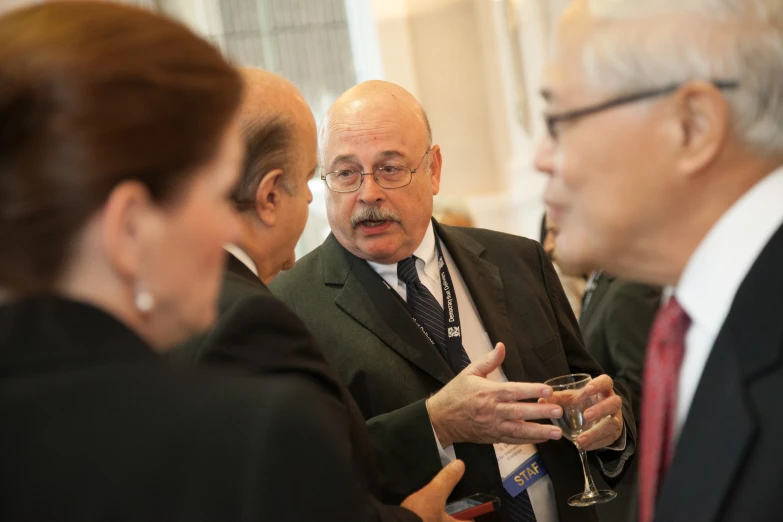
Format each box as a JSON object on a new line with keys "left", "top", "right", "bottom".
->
{"left": 430, "top": 421, "right": 457, "bottom": 467}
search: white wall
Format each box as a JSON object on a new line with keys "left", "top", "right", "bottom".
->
{"left": 158, "top": 0, "right": 226, "bottom": 50}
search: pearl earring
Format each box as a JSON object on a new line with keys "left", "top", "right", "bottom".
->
{"left": 135, "top": 289, "right": 155, "bottom": 313}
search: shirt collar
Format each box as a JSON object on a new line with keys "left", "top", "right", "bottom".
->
{"left": 367, "top": 221, "right": 438, "bottom": 285}
{"left": 224, "top": 244, "right": 259, "bottom": 277}
{"left": 675, "top": 166, "right": 783, "bottom": 336}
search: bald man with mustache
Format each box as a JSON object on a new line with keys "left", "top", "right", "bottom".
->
{"left": 271, "top": 81, "right": 636, "bottom": 522}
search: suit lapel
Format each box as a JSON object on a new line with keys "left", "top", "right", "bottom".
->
{"left": 435, "top": 223, "right": 529, "bottom": 384}
{"left": 321, "top": 235, "right": 454, "bottom": 386}
{"left": 656, "top": 224, "right": 783, "bottom": 522}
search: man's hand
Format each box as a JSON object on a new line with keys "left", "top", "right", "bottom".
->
{"left": 574, "top": 374, "right": 623, "bottom": 450}
{"left": 401, "top": 460, "right": 472, "bottom": 522}
{"left": 426, "top": 343, "right": 563, "bottom": 447}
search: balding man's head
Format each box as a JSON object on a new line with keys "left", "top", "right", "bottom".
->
{"left": 239, "top": 68, "right": 311, "bottom": 132}
{"left": 231, "top": 68, "right": 317, "bottom": 283}
{"left": 232, "top": 68, "right": 315, "bottom": 206}
{"left": 319, "top": 81, "right": 432, "bottom": 160}
{"left": 319, "top": 81, "right": 442, "bottom": 265}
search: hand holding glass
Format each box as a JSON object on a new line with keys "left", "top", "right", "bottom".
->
{"left": 543, "top": 373, "right": 617, "bottom": 507}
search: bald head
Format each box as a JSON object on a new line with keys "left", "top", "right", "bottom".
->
{"left": 320, "top": 80, "right": 432, "bottom": 158}
{"left": 319, "top": 80, "right": 443, "bottom": 265}
{"left": 232, "top": 68, "right": 316, "bottom": 207}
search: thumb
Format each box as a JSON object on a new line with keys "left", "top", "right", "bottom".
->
{"left": 427, "top": 460, "right": 466, "bottom": 501}
{"left": 467, "top": 342, "right": 505, "bottom": 377}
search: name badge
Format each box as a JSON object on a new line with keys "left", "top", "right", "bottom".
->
{"left": 495, "top": 443, "right": 548, "bottom": 498}
{"left": 502, "top": 453, "right": 548, "bottom": 497}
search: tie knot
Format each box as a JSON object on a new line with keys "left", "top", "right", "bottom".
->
{"left": 660, "top": 296, "right": 691, "bottom": 334}
{"left": 649, "top": 296, "right": 692, "bottom": 356}
{"left": 397, "top": 256, "right": 420, "bottom": 286}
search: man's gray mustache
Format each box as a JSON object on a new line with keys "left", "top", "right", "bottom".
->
{"left": 350, "top": 207, "right": 401, "bottom": 228}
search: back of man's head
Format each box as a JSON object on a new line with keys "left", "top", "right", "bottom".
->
{"left": 233, "top": 69, "right": 308, "bottom": 208}
{"left": 230, "top": 68, "right": 317, "bottom": 283}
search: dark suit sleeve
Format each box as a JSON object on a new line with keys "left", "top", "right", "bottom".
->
{"left": 255, "top": 375, "right": 419, "bottom": 522}
{"left": 603, "top": 281, "right": 661, "bottom": 420}
{"left": 537, "top": 243, "right": 637, "bottom": 479}
{"left": 197, "top": 295, "right": 338, "bottom": 384}
{"left": 195, "top": 296, "right": 422, "bottom": 522}
{"left": 365, "top": 399, "right": 445, "bottom": 503}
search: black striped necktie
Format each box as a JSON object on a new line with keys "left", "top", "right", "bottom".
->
{"left": 397, "top": 255, "right": 538, "bottom": 522}
{"left": 397, "top": 255, "right": 470, "bottom": 372}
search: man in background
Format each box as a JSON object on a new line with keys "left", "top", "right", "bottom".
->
{"left": 577, "top": 270, "right": 660, "bottom": 522}
{"left": 578, "top": 270, "right": 660, "bottom": 421}
{"left": 540, "top": 213, "right": 586, "bottom": 317}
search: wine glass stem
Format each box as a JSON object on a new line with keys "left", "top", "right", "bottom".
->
{"left": 575, "top": 443, "right": 600, "bottom": 496}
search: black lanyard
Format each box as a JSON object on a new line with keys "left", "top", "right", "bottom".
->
{"left": 382, "top": 233, "right": 466, "bottom": 369}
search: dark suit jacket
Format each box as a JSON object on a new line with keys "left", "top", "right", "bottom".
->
{"left": 170, "top": 255, "right": 418, "bottom": 522}
{"left": 655, "top": 223, "right": 783, "bottom": 522}
{"left": 579, "top": 274, "right": 660, "bottom": 522}
{"left": 0, "top": 296, "right": 393, "bottom": 521}
{"left": 579, "top": 274, "right": 661, "bottom": 421}
{"left": 271, "top": 223, "right": 637, "bottom": 522}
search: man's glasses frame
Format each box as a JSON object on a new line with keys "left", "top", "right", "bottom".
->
{"left": 545, "top": 80, "right": 740, "bottom": 140}
{"left": 321, "top": 149, "right": 431, "bottom": 193}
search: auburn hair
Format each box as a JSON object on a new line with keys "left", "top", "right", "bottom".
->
{"left": 0, "top": 1, "right": 243, "bottom": 294}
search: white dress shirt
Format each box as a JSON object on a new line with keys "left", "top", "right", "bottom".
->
{"left": 368, "top": 222, "right": 558, "bottom": 522}
{"left": 673, "top": 167, "right": 783, "bottom": 437}
{"left": 224, "top": 244, "right": 259, "bottom": 277}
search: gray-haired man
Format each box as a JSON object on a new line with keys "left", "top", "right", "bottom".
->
{"left": 536, "top": 1, "right": 783, "bottom": 521}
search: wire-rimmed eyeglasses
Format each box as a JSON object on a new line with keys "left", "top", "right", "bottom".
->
{"left": 321, "top": 149, "right": 431, "bottom": 193}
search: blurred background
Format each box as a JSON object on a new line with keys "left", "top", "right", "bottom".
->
{"left": 1, "top": 0, "right": 572, "bottom": 255}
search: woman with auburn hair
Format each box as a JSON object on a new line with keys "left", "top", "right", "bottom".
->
{"left": 0, "top": 3, "right": 453, "bottom": 520}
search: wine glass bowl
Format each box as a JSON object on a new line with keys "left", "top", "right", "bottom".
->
{"left": 546, "top": 375, "right": 598, "bottom": 441}
{"left": 544, "top": 373, "right": 617, "bottom": 507}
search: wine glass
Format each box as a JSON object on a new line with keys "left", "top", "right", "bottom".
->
{"left": 543, "top": 373, "right": 617, "bottom": 507}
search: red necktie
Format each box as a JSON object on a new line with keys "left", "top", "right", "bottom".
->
{"left": 639, "top": 296, "right": 691, "bottom": 522}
